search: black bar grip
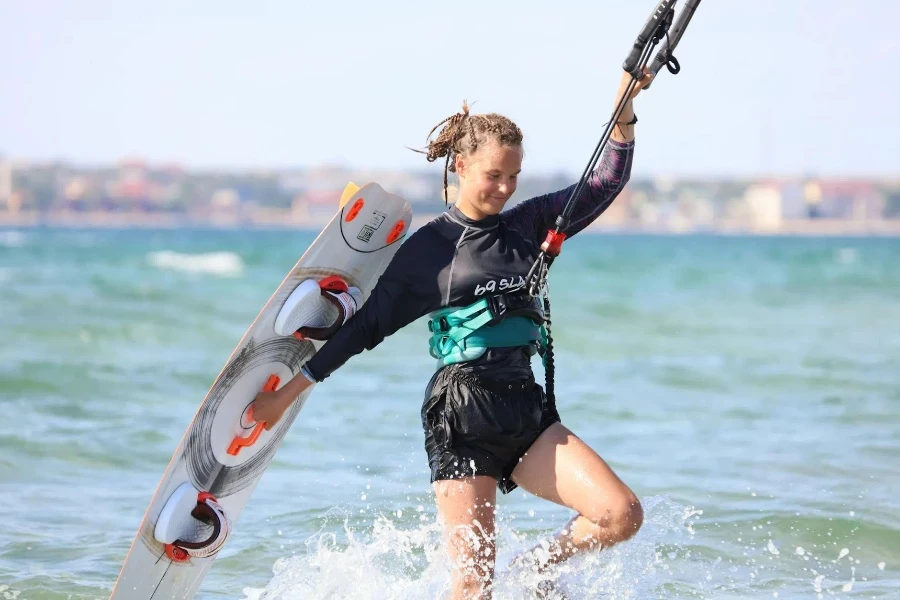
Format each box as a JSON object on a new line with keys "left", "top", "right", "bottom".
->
{"left": 623, "top": 0, "right": 678, "bottom": 78}
{"left": 647, "top": 0, "right": 702, "bottom": 78}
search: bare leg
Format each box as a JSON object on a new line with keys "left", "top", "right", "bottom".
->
{"left": 511, "top": 423, "right": 643, "bottom": 568}
{"left": 434, "top": 476, "right": 499, "bottom": 600}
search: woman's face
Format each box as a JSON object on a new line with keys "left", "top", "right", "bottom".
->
{"left": 456, "top": 141, "right": 523, "bottom": 220}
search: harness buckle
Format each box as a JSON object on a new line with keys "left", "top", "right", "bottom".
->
{"left": 427, "top": 316, "right": 451, "bottom": 333}
{"left": 485, "top": 295, "right": 509, "bottom": 327}
{"left": 485, "top": 293, "right": 545, "bottom": 327}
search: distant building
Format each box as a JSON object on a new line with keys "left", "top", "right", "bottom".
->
{"left": 744, "top": 184, "right": 782, "bottom": 230}
{"left": 211, "top": 188, "right": 239, "bottom": 210}
{"left": 674, "top": 188, "right": 715, "bottom": 229}
{"left": 777, "top": 180, "right": 808, "bottom": 219}
{"left": 804, "top": 180, "right": 881, "bottom": 220}
{"left": 0, "top": 158, "right": 11, "bottom": 207}
{"left": 292, "top": 188, "right": 343, "bottom": 219}
{"left": 63, "top": 175, "right": 89, "bottom": 210}
{"left": 884, "top": 182, "right": 900, "bottom": 218}
{"left": 803, "top": 181, "right": 823, "bottom": 218}
{"left": 112, "top": 159, "right": 149, "bottom": 209}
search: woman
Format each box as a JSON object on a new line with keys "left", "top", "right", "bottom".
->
{"left": 253, "top": 68, "right": 653, "bottom": 598}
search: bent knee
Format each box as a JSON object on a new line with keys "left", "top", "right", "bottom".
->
{"left": 619, "top": 497, "right": 644, "bottom": 539}
{"left": 586, "top": 495, "right": 643, "bottom": 540}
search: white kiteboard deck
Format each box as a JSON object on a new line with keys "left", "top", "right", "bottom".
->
{"left": 110, "top": 182, "right": 412, "bottom": 599}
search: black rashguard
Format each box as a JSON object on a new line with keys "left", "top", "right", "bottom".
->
{"left": 303, "top": 140, "right": 635, "bottom": 383}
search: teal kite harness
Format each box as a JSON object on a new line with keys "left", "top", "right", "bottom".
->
{"left": 427, "top": 293, "right": 548, "bottom": 369}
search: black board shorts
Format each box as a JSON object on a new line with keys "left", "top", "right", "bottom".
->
{"left": 421, "top": 365, "right": 561, "bottom": 494}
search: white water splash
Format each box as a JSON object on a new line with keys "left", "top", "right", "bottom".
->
{"left": 147, "top": 250, "right": 244, "bottom": 276}
{"left": 0, "top": 584, "right": 22, "bottom": 600}
{"left": 242, "top": 517, "right": 449, "bottom": 600}
{"left": 241, "top": 495, "right": 702, "bottom": 600}
{"left": 813, "top": 573, "right": 825, "bottom": 595}
{"left": 842, "top": 566, "right": 856, "bottom": 592}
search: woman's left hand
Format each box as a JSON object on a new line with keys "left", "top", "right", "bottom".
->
{"left": 617, "top": 67, "right": 654, "bottom": 104}
{"left": 611, "top": 68, "right": 653, "bottom": 142}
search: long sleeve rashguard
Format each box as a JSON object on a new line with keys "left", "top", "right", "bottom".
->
{"left": 303, "top": 139, "right": 634, "bottom": 382}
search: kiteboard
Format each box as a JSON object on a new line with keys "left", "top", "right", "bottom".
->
{"left": 110, "top": 182, "right": 412, "bottom": 599}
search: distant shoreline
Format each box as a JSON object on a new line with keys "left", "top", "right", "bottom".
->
{"left": 1, "top": 210, "right": 899, "bottom": 237}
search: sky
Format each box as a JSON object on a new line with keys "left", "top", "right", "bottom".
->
{"left": 1, "top": 0, "right": 898, "bottom": 178}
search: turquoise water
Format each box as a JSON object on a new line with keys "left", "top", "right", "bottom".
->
{"left": 0, "top": 227, "right": 898, "bottom": 599}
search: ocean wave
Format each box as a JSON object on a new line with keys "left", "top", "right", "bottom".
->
{"left": 147, "top": 250, "right": 244, "bottom": 276}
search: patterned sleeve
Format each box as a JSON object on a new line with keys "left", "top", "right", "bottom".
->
{"left": 502, "top": 139, "right": 634, "bottom": 245}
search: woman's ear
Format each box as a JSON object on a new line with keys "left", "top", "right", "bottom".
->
{"left": 455, "top": 154, "right": 466, "bottom": 179}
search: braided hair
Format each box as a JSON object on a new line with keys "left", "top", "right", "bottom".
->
{"left": 412, "top": 102, "right": 523, "bottom": 205}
